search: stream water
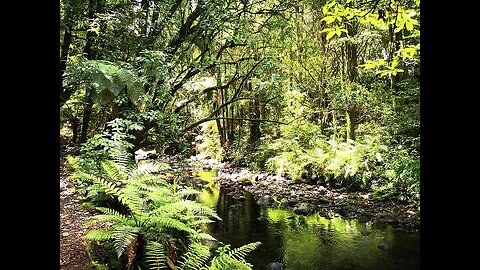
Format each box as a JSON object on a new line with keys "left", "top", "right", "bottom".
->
{"left": 196, "top": 170, "right": 420, "bottom": 270}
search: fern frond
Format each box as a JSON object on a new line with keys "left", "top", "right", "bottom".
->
{"left": 95, "top": 178, "right": 144, "bottom": 213}
{"left": 208, "top": 242, "right": 261, "bottom": 270}
{"left": 86, "top": 229, "right": 113, "bottom": 241}
{"left": 191, "top": 232, "right": 216, "bottom": 242}
{"left": 71, "top": 171, "right": 100, "bottom": 183}
{"left": 133, "top": 162, "right": 163, "bottom": 175}
{"left": 96, "top": 177, "right": 123, "bottom": 198}
{"left": 209, "top": 255, "right": 252, "bottom": 270}
{"left": 93, "top": 207, "right": 132, "bottom": 224}
{"left": 150, "top": 216, "right": 194, "bottom": 233}
{"left": 145, "top": 241, "right": 167, "bottom": 270}
{"left": 173, "top": 200, "right": 221, "bottom": 220}
{"left": 178, "top": 242, "right": 211, "bottom": 270}
{"left": 112, "top": 226, "right": 140, "bottom": 258}
{"left": 175, "top": 188, "right": 201, "bottom": 199}
{"left": 187, "top": 216, "right": 215, "bottom": 226}
{"left": 227, "top": 242, "right": 261, "bottom": 263}
{"left": 101, "top": 159, "right": 124, "bottom": 182}
{"left": 109, "top": 143, "right": 132, "bottom": 170}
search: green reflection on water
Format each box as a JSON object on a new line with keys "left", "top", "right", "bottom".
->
{"left": 264, "top": 208, "right": 401, "bottom": 269}
{"left": 195, "top": 171, "right": 419, "bottom": 270}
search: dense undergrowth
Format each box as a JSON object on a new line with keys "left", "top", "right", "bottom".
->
{"left": 67, "top": 121, "right": 260, "bottom": 270}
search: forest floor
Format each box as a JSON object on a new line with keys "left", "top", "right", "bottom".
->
{"left": 60, "top": 151, "right": 97, "bottom": 270}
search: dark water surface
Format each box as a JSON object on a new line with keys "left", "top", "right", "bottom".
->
{"left": 196, "top": 171, "right": 420, "bottom": 270}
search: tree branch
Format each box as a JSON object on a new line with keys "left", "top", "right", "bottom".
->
{"left": 182, "top": 117, "right": 287, "bottom": 133}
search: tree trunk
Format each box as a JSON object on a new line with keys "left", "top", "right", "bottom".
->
{"left": 78, "top": 0, "right": 101, "bottom": 143}
{"left": 60, "top": 16, "right": 73, "bottom": 107}
{"left": 80, "top": 90, "right": 94, "bottom": 143}
{"left": 248, "top": 82, "right": 261, "bottom": 144}
{"left": 345, "top": 16, "right": 358, "bottom": 141}
{"left": 346, "top": 108, "right": 356, "bottom": 141}
{"left": 70, "top": 116, "right": 79, "bottom": 143}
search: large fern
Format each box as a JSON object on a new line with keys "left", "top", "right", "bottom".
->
{"left": 80, "top": 135, "right": 261, "bottom": 269}
{"left": 66, "top": 59, "right": 146, "bottom": 108}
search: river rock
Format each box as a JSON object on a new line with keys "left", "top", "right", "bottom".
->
{"left": 265, "top": 262, "right": 284, "bottom": 270}
{"left": 257, "top": 216, "right": 268, "bottom": 222}
{"left": 293, "top": 204, "right": 313, "bottom": 215}
{"left": 257, "top": 195, "right": 271, "bottom": 206}
{"left": 358, "top": 214, "right": 370, "bottom": 223}
{"left": 134, "top": 149, "right": 157, "bottom": 163}
{"left": 377, "top": 243, "right": 389, "bottom": 250}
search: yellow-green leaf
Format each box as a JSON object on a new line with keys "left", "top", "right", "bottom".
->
{"left": 326, "top": 31, "right": 336, "bottom": 40}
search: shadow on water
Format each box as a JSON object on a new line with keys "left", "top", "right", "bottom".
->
{"left": 196, "top": 171, "right": 420, "bottom": 270}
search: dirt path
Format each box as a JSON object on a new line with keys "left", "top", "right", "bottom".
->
{"left": 60, "top": 169, "right": 96, "bottom": 270}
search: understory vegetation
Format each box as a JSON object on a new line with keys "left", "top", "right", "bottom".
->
{"left": 61, "top": 0, "right": 420, "bottom": 268}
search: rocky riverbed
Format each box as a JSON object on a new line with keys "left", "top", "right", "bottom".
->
{"left": 146, "top": 153, "right": 420, "bottom": 233}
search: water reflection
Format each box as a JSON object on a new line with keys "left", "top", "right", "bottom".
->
{"left": 196, "top": 172, "right": 419, "bottom": 270}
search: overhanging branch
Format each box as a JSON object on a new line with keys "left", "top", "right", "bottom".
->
{"left": 182, "top": 117, "right": 287, "bottom": 133}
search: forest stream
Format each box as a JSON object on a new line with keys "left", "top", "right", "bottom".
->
{"left": 186, "top": 157, "right": 420, "bottom": 270}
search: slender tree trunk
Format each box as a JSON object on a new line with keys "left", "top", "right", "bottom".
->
{"left": 80, "top": 90, "right": 94, "bottom": 142}
{"left": 79, "top": 0, "right": 100, "bottom": 143}
{"left": 248, "top": 82, "right": 261, "bottom": 144}
{"left": 60, "top": 16, "right": 73, "bottom": 107}
{"left": 346, "top": 108, "right": 356, "bottom": 141}
{"left": 344, "top": 18, "right": 358, "bottom": 140}
{"left": 70, "top": 116, "right": 79, "bottom": 143}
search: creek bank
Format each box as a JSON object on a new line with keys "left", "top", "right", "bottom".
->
{"left": 138, "top": 154, "right": 420, "bottom": 233}
{"left": 216, "top": 165, "right": 419, "bottom": 233}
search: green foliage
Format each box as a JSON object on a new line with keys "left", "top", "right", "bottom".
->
{"left": 145, "top": 241, "right": 167, "bottom": 270}
{"left": 208, "top": 242, "right": 261, "bottom": 270}
{"left": 76, "top": 134, "right": 261, "bottom": 269}
{"left": 65, "top": 58, "right": 146, "bottom": 108}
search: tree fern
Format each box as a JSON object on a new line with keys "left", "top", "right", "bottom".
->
{"left": 78, "top": 136, "right": 253, "bottom": 269}
{"left": 145, "top": 241, "right": 167, "bottom": 270}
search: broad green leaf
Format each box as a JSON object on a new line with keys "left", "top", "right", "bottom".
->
{"left": 326, "top": 31, "right": 336, "bottom": 40}
{"left": 321, "top": 16, "right": 336, "bottom": 24}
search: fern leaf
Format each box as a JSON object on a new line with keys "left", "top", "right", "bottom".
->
{"left": 145, "top": 241, "right": 167, "bottom": 270}
{"left": 175, "top": 188, "right": 201, "bottom": 199}
{"left": 133, "top": 162, "right": 163, "bottom": 175}
{"left": 71, "top": 171, "right": 100, "bottom": 183}
{"left": 227, "top": 242, "right": 261, "bottom": 265}
{"left": 126, "top": 235, "right": 139, "bottom": 267}
{"left": 208, "top": 242, "right": 261, "bottom": 270}
{"left": 174, "top": 200, "right": 221, "bottom": 220}
{"left": 94, "top": 207, "right": 131, "bottom": 224}
{"left": 191, "top": 232, "right": 216, "bottom": 242}
{"left": 86, "top": 229, "right": 113, "bottom": 241}
{"left": 101, "top": 160, "right": 123, "bottom": 182}
{"left": 150, "top": 216, "right": 193, "bottom": 233}
{"left": 178, "top": 242, "right": 211, "bottom": 270}
{"left": 112, "top": 226, "right": 140, "bottom": 258}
